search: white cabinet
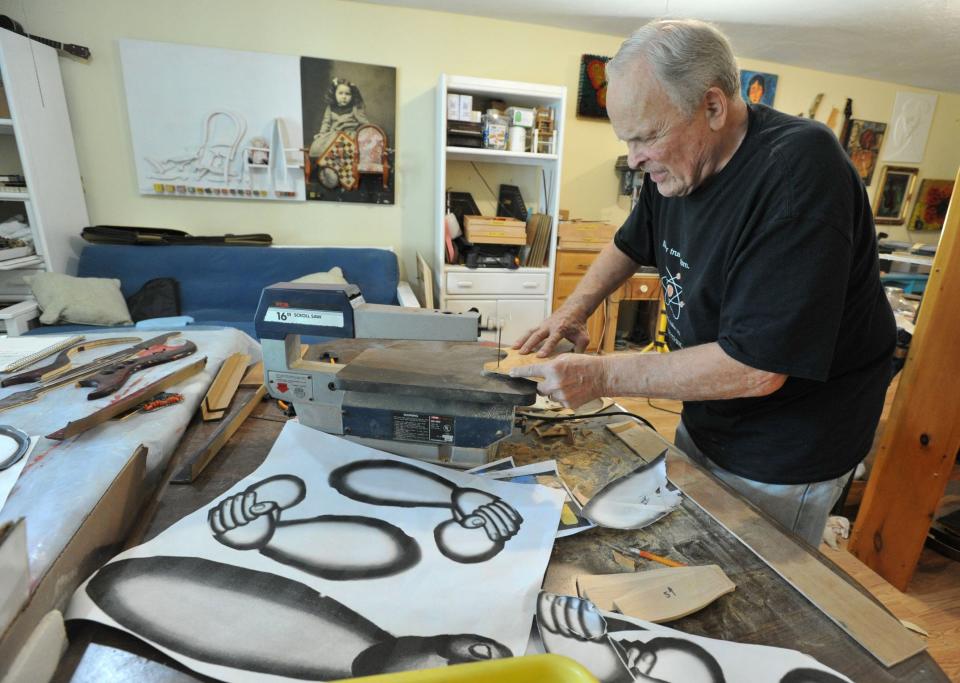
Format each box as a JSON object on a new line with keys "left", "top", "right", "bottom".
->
{"left": 0, "top": 30, "right": 88, "bottom": 331}
{"left": 435, "top": 75, "right": 565, "bottom": 345}
{"left": 442, "top": 297, "right": 547, "bottom": 346}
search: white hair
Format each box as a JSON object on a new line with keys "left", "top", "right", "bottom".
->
{"left": 607, "top": 19, "right": 741, "bottom": 117}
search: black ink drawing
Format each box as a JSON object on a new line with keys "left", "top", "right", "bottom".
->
{"left": 329, "top": 460, "right": 523, "bottom": 563}
{"left": 87, "top": 556, "right": 511, "bottom": 680}
{"left": 582, "top": 450, "right": 681, "bottom": 530}
{"left": 537, "top": 592, "right": 725, "bottom": 683}
{"left": 209, "top": 474, "right": 421, "bottom": 579}
{"left": 780, "top": 670, "right": 849, "bottom": 683}
{"left": 537, "top": 592, "right": 851, "bottom": 683}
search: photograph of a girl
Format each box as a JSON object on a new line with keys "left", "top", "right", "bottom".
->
{"left": 301, "top": 57, "right": 396, "bottom": 204}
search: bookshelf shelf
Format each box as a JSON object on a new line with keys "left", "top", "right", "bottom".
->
{"left": 435, "top": 74, "right": 566, "bottom": 345}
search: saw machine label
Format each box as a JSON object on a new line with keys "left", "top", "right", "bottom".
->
{"left": 392, "top": 412, "right": 455, "bottom": 444}
{"left": 263, "top": 306, "right": 345, "bottom": 328}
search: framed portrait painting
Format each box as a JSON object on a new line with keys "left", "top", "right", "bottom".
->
{"left": 844, "top": 119, "right": 887, "bottom": 186}
{"left": 908, "top": 178, "right": 955, "bottom": 232}
{"left": 301, "top": 56, "right": 396, "bottom": 204}
{"left": 873, "top": 166, "right": 918, "bottom": 225}
{"left": 739, "top": 70, "right": 777, "bottom": 107}
{"left": 577, "top": 54, "right": 610, "bottom": 119}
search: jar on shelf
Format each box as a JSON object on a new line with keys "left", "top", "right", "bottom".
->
{"left": 482, "top": 109, "right": 508, "bottom": 150}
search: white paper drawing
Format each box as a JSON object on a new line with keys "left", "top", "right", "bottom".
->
{"left": 881, "top": 92, "right": 938, "bottom": 164}
{"left": 490, "top": 460, "right": 596, "bottom": 537}
{"left": 582, "top": 451, "right": 682, "bottom": 530}
{"left": 536, "top": 592, "right": 852, "bottom": 683}
{"left": 67, "top": 422, "right": 564, "bottom": 682}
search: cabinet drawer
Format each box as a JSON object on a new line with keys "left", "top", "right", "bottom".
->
{"left": 446, "top": 271, "right": 548, "bottom": 295}
{"left": 555, "top": 250, "right": 597, "bottom": 276}
{"left": 622, "top": 275, "right": 661, "bottom": 300}
{"left": 553, "top": 274, "right": 583, "bottom": 303}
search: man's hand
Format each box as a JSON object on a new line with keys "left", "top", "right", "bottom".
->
{"left": 513, "top": 308, "right": 590, "bottom": 357}
{"left": 510, "top": 354, "right": 607, "bottom": 409}
{"left": 208, "top": 491, "right": 280, "bottom": 551}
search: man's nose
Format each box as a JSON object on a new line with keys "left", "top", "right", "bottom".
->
{"left": 627, "top": 144, "right": 647, "bottom": 170}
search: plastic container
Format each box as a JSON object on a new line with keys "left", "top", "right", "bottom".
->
{"left": 482, "top": 109, "right": 508, "bottom": 150}
{"left": 508, "top": 126, "right": 526, "bottom": 152}
{"left": 344, "top": 654, "right": 599, "bottom": 683}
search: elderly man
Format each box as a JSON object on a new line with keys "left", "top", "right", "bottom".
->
{"left": 512, "top": 19, "right": 895, "bottom": 546}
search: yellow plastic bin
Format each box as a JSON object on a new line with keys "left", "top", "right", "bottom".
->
{"left": 344, "top": 654, "right": 598, "bottom": 683}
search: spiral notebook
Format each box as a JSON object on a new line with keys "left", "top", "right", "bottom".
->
{"left": 0, "top": 335, "right": 82, "bottom": 373}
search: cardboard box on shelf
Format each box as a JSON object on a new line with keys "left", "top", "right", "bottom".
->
{"left": 558, "top": 221, "right": 618, "bottom": 250}
{"left": 464, "top": 215, "right": 527, "bottom": 246}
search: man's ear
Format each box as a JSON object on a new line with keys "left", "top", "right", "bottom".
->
{"left": 703, "top": 87, "right": 728, "bottom": 131}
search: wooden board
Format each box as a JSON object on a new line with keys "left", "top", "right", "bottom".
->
{"left": 664, "top": 437, "right": 927, "bottom": 668}
{"left": 45, "top": 360, "right": 208, "bottom": 440}
{"left": 848, "top": 168, "right": 960, "bottom": 590}
{"left": 606, "top": 419, "right": 655, "bottom": 464}
{"left": 611, "top": 565, "right": 736, "bottom": 623}
{"left": 172, "top": 385, "right": 267, "bottom": 484}
{"left": 239, "top": 361, "right": 263, "bottom": 388}
{"left": 202, "top": 353, "right": 250, "bottom": 420}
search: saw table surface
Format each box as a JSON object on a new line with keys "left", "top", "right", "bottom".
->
{"left": 52, "top": 408, "right": 947, "bottom": 683}
{"left": 331, "top": 340, "right": 537, "bottom": 405}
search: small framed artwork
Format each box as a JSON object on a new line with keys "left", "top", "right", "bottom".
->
{"left": 740, "top": 70, "right": 777, "bottom": 106}
{"left": 844, "top": 119, "right": 887, "bottom": 186}
{"left": 873, "top": 166, "right": 918, "bottom": 224}
{"left": 577, "top": 54, "right": 610, "bottom": 119}
{"left": 908, "top": 178, "right": 955, "bottom": 232}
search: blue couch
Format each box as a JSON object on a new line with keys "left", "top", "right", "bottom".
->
{"left": 31, "top": 245, "right": 413, "bottom": 338}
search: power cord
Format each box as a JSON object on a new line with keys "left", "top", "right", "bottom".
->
{"left": 647, "top": 398, "right": 681, "bottom": 415}
{"left": 516, "top": 409, "right": 658, "bottom": 434}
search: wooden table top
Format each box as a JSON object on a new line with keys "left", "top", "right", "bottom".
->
{"left": 53, "top": 404, "right": 947, "bottom": 683}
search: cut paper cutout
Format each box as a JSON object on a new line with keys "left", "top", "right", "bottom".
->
{"left": 536, "top": 592, "right": 852, "bottom": 683}
{"left": 66, "top": 422, "right": 563, "bottom": 682}
{"left": 582, "top": 450, "right": 681, "bottom": 530}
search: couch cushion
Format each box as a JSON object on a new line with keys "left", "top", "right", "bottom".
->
{"left": 27, "top": 272, "right": 133, "bottom": 326}
{"left": 76, "top": 246, "right": 401, "bottom": 325}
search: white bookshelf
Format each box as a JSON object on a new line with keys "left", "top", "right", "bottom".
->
{"left": 435, "top": 74, "right": 566, "bottom": 345}
{"left": 0, "top": 30, "right": 88, "bottom": 278}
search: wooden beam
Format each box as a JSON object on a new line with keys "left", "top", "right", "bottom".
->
{"left": 849, "top": 169, "right": 960, "bottom": 590}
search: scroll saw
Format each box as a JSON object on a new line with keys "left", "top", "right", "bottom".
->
{"left": 255, "top": 282, "right": 535, "bottom": 464}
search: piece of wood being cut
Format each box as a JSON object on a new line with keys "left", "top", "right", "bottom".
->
{"left": 578, "top": 565, "right": 734, "bottom": 621}
{"left": 201, "top": 353, "right": 250, "bottom": 421}
{"left": 481, "top": 345, "right": 575, "bottom": 382}
{"left": 612, "top": 565, "right": 735, "bottom": 623}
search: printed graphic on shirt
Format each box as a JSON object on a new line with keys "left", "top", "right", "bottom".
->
{"left": 659, "top": 240, "right": 690, "bottom": 350}
{"left": 661, "top": 265, "right": 684, "bottom": 320}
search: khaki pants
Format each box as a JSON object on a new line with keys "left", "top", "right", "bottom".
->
{"left": 674, "top": 421, "right": 851, "bottom": 548}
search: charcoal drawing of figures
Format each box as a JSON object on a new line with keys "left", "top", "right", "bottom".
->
{"left": 86, "top": 555, "right": 511, "bottom": 680}
{"left": 209, "top": 474, "right": 420, "bottom": 579}
{"left": 328, "top": 460, "right": 524, "bottom": 563}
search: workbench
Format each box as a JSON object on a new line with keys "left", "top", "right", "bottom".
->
{"left": 52, "top": 404, "right": 947, "bottom": 683}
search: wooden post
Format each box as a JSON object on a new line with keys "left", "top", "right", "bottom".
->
{"left": 848, "top": 168, "right": 960, "bottom": 590}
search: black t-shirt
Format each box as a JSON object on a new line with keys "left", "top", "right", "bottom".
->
{"left": 614, "top": 104, "right": 896, "bottom": 485}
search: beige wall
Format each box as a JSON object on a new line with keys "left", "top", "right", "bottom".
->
{"left": 6, "top": 0, "right": 958, "bottom": 282}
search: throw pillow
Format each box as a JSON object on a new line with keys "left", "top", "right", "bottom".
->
{"left": 291, "top": 267, "right": 348, "bottom": 285}
{"left": 26, "top": 272, "right": 133, "bottom": 326}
